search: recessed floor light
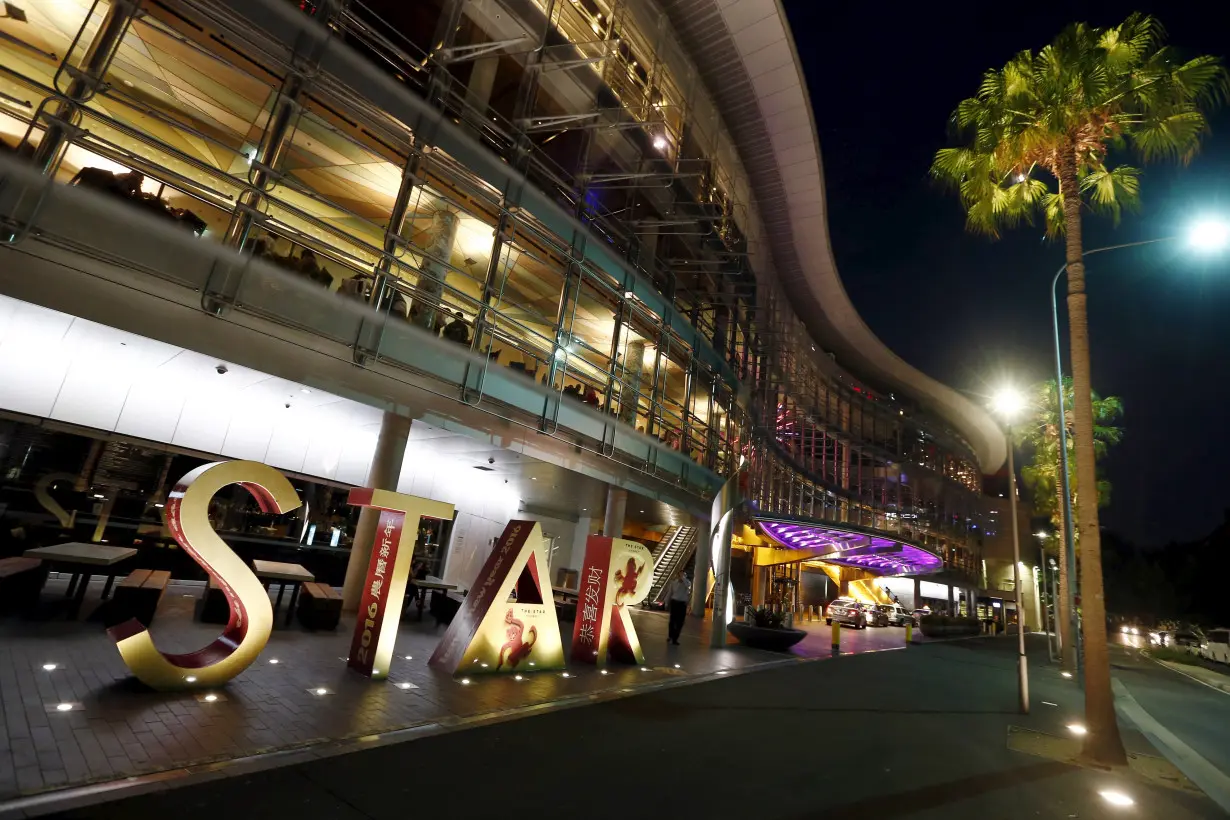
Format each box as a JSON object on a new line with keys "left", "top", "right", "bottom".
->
{"left": 404, "top": 655, "right": 413, "bottom": 661}
{"left": 641, "top": 667, "right": 650, "bottom": 672}
{"left": 514, "top": 675, "right": 524, "bottom": 681}
{"left": 55, "top": 703, "right": 73, "bottom": 712}
{"left": 42, "top": 663, "right": 57, "bottom": 671}
{"left": 268, "top": 659, "right": 280, "bottom": 665}
{"left": 561, "top": 672, "right": 571, "bottom": 678}
{"left": 460, "top": 678, "right": 471, "bottom": 685}
{"left": 396, "top": 681, "right": 418, "bottom": 690}
{"left": 1061, "top": 671, "right": 1073, "bottom": 678}
{"left": 1067, "top": 723, "right": 1087, "bottom": 736}
{"left": 674, "top": 664, "right": 681, "bottom": 669}
{"left": 1099, "top": 790, "right": 1134, "bottom": 807}
{"left": 600, "top": 669, "right": 610, "bottom": 675}
{"left": 312, "top": 688, "right": 329, "bottom": 696}
{"left": 185, "top": 676, "right": 197, "bottom": 683}
{"left": 203, "top": 694, "right": 218, "bottom": 703}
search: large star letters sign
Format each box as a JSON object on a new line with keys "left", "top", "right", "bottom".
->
{"left": 429, "top": 520, "right": 565, "bottom": 675}
{"left": 109, "top": 461, "right": 300, "bottom": 691}
{"left": 571, "top": 536, "right": 653, "bottom": 667}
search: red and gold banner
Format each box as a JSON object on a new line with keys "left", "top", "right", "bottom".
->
{"left": 571, "top": 536, "right": 653, "bottom": 666}
{"left": 429, "top": 520, "right": 565, "bottom": 675}
{"left": 346, "top": 489, "right": 454, "bottom": 679}
{"left": 109, "top": 461, "right": 300, "bottom": 691}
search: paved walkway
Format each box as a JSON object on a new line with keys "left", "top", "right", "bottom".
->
{"left": 34, "top": 636, "right": 1225, "bottom": 819}
{"left": 0, "top": 575, "right": 922, "bottom": 811}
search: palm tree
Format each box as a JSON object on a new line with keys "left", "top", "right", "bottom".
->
{"left": 1019, "top": 379, "right": 1123, "bottom": 675}
{"left": 931, "top": 14, "right": 1226, "bottom": 765}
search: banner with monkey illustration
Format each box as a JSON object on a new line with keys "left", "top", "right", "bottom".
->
{"left": 428, "top": 520, "right": 565, "bottom": 676}
{"left": 571, "top": 536, "right": 653, "bottom": 667}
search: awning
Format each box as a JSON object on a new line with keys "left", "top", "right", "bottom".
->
{"left": 755, "top": 517, "right": 943, "bottom": 577}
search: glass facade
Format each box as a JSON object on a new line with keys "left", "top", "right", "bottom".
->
{"left": 0, "top": 0, "right": 986, "bottom": 582}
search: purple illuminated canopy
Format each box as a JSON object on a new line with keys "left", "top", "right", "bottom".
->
{"left": 756, "top": 519, "right": 943, "bottom": 576}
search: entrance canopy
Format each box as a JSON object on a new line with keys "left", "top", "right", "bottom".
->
{"left": 755, "top": 517, "right": 943, "bottom": 577}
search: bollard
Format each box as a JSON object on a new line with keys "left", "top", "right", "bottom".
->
{"left": 905, "top": 623, "right": 912, "bottom": 645}
{"left": 831, "top": 619, "right": 841, "bottom": 656}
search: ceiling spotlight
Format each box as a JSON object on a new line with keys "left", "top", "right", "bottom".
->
{"left": 652, "top": 135, "right": 667, "bottom": 151}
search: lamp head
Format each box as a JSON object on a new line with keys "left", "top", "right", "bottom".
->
{"left": 990, "top": 386, "right": 1026, "bottom": 421}
{"left": 1188, "top": 218, "right": 1230, "bottom": 253}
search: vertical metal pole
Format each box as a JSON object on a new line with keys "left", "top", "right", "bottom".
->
{"left": 1042, "top": 544, "right": 1056, "bottom": 662}
{"left": 1007, "top": 423, "right": 1029, "bottom": 714}
{"left": 1052, "top": 263, "right": 1082, "bottom": 683}
{"left": 29, "top": 0, "right": 140, "bottom": 174}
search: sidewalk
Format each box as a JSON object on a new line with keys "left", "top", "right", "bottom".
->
{"left": 2, "top": 576, "right": 923, "bottom": 811}
{"left": 29, "top": 634, "right": 1224, "bottom": 819}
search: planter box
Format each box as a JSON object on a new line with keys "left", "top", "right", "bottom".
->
{"left": 918, "top": 616, "right": 981, "bottom": 638}
{"left": 728, "top": 622, "right": 807, "bottom": 651}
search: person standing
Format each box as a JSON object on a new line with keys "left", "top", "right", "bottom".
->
{"left": 665, "top": 570, "right": 691, "bottom": 646}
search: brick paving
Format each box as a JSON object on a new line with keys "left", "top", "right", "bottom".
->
{"left": 0, "top": 575, "right": 823, "bottom": 803}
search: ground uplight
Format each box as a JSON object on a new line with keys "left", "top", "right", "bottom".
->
{"left": 1099, "top": 789, "right": 1134, "bottom": 807}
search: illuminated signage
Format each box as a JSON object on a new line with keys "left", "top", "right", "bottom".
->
{"left": 109, "top": 461, "right": 300, "bottom": 691}
{"left": 571, "top": 536, "right": 653, "bottom": 667}
{"left": 429, "top": 520, "right": 565, "bottom": 675}
{"left": 346, "top": 489, "right": 454, "bottom": 679}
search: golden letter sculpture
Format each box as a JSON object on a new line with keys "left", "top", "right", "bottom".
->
{"left": 345, "top": 489, "right": 454, "bottom": 679}
{"left": 571, "top": 536, "right": 653, "bottom": 667}
{"left": 109, "top": 461, "right": 300, "bottom": 690}
{"left": 429, "top": 520, "right": 565, "bottom": 676}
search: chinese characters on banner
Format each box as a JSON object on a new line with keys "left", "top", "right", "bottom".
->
{"left": 429, "top": 520, "right": 565, "bottom": 675}
{"left": 570, "top": 536, "right": 653, "bottom": 667}
{"left": 109, "top": 461, "right": 301, "bottom": 691}
{"left": 346, "top": 489, "right": 455, "bottom": 679}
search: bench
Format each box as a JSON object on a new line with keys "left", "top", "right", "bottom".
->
{"left": 296, "top": 581, "right": 342, "bottom": 631}
{"left": 429, "top": 589, "right": 465, "bottom": 627}
{"left": 107, "top": 569, "right": 170, "bottom": 627}
{"left": 0, "top": 557, "right": 46, "bottom": 613}
{"left": 199, "top": 576, "right": 231, "bottom": 624}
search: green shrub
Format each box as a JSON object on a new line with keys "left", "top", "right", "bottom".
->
{"left": 918, "top": 615, "right": 981, "bottom": 637}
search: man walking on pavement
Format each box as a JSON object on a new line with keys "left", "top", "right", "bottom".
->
{"left": 665, "top": 570, "right": 691, "bottom": 646}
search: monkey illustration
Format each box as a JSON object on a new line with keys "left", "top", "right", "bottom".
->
{"left": 497, "top": 608, "right": 537, "bottom": 670}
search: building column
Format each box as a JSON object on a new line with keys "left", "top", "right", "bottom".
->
{"left": 462, "top": 56, "right": 499, "bottom": 134}
{"left": 913, "top": 577, "right": 922, "bottom": 610}
{"left": 29, "top": 0, "right": 139, "bottom": 174}
{"left": 342, "top": 412, "right": 412, "bottom": 610}
{"left": 413, "top": 210, "right": 460, "bottom": 333}
{"left": 947, "top": 584, "right": 955, "bottom": 615}
{"left": 689, "top": 518, "right": 710, "bottom": 616}
{"left": 619, "top": 339, "right": 646, "bottom": 427}
{"left": 602, "top": 487, "right": 627, "bottom": 538}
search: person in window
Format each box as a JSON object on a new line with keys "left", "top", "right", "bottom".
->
{"left": 297, "top": 249, "right": 332, "bottom": 287}
{"left": 442, "top": 310, "right": 470, "bottom": 345}
{"left": 582, "top": 386, "right": 600, "bottom": 407}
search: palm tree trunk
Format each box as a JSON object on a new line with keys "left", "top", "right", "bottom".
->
{"left": 1058, "top": 146, "right": 1126, "bottom": 766}
{"left": 1053, "top": 481, "right": 1075, "bottom": 671}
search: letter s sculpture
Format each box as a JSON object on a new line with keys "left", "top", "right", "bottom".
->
{"left": 108, "top": 461, "right": 300, "bottom": 690}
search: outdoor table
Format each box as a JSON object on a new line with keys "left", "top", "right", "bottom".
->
{"left": 23, "top": 542, "right": 139, "bottom": 617}
{"left": 409, "top": 577, "right": 457, "bottom": 621}
{"left": 253, "top": 560, "right": 314, "bottom": 627}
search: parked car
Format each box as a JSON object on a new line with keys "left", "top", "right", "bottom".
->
{"left": 825, "top": 597, "right": 867, "bottom": 628}
{"left": 865, "top": 605, "right": 890, "bottom": 627}
{"left": 1174, "top": 628, "right": 1205, "bottom": 649}
{"left": 1202, "top": 628, "right": 1230, "bottom": 664}
{"left": 911, "top": 608, "right": 931, "bottom": 625}
{"left": 876, "top": 603, "right": 912, "bottom": 627}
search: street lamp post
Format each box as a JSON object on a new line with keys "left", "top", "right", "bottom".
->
{"left": 1048, "top": 222, "right": 1229, "bottom": 683}
{"left": 1036, "top": 533, "right": 1055, "bottom": 662}
{"left": 992, "top": 387, "right": 1029, "bottom": 715}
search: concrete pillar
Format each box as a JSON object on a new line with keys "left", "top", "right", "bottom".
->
{"left": 464, "top": 57, "right": 499, "bottom": 126}
{"left": 342, "top": 412, "right": 412, "bottom": 610}
{"left": 689, "top": 519, "right": 710, "bottom": 616}
{"left": 602, "top": 487, "right": 627, "bottom": 537}
{"left": 564, "top": 516, "right": 591, "bottom": 578}
{"left": 947, "top": 584, "right": 954, "bottom": 615}
{"left": 913, "top": 577, "right": 921, "bottom": 610}
{"left": 619, "top": 340, "right": 646, "bottom": 426}
{"left": 413, "top": 210, "right": 459, "bottom": 333}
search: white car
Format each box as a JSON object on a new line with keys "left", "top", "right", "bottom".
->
{"left": 1202, "top": 628, "right": 1230, "bottom": 664}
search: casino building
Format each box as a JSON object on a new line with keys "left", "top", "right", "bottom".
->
{"left": 0, "top": 0, "right": 1008, "bottom": 618}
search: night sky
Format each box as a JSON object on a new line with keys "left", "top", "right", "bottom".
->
{"left": 781, "top": 1, "right": 1230, "bottom": 547}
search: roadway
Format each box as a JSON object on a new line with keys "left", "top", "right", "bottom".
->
{"left": 37, "top": 636, "right": 1223, "bottom": 820}
{"left": 1110, "top": 636, "right": 1230, "bottom": 810}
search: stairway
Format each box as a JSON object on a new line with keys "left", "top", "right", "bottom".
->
{"left": 647, "top": 525, "right": 698, "bottom": 606}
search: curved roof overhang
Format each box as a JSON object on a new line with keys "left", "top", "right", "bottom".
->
{"left": 756, "top": 516, "right": 943, "bottom": 577}
{"left": 660, "top": 0, "right": 1006, "bottom": 473}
